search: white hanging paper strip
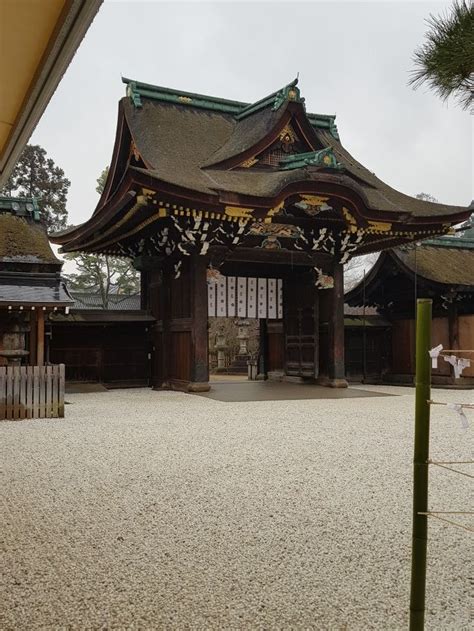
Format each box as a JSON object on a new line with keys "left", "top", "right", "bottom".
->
{"left": 446, "top": 403, "right": 470, "bottom": 429}
{"left": 208, "top": 281, "right": 217, "bottom": 316}
{"left": 457, "top": 357, "right": 471, "bottom": 378}
{"left": 247, "top": 278, "right": 257, "bottom": 318}
{"left": 268, "top": 278, "right": 277, "bottom": 319}
{"left": 208, "top": 275, "right": 283, "bottom": 319}
{"left": 428, "top": 344, "right": 443, "bottom": 369}
{"left": 444, "top": 354, "right": 471, "bottom": 379}
{"left": 277, "top": 279, "right": 283, "bottom": 319}
{"left": 227, "top": 276, "right": 236, "bottom": 317}
{"left": 237, "top": 277, "right": 247, "bottom": 317}
{"left": 258, "top": 278, "right": 267, "bottom": 319}
{"left": 217, "top": 277, "right": 227, "bottom": 317}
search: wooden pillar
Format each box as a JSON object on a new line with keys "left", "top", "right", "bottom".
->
{"left": 258, "top": 319, "right": 268, "bottom": 379}
{"left": 447, "top": 301, "right": 459, "bottom": 350}
{"left": 140, "top": 271, "right": 149, "bottom": 310}
{"left": 189, "top": 255, "right": 209, "bottom": 391}
{"left": 158, "top": 268, "right": 171, "bottom": 388}
{"left": 29, "top": 310, "right": 37, "bottom": 365}
{"left": 327, "top": 262, "right": 348, "bottom": 387}
{"left": 313, "top": 288, "right": 320, "bottom": 380}
{"left": 36, "top": 309, "right": 45, "bottom": 367}
{"left": 447, "top": 300, "right": 459, "bottom": 386}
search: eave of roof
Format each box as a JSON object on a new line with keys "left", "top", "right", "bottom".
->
{"left": 50, "top": 79, "right": 471, "bottom": 254}
{"left": 0, "top": 0, "right": 103, "bottom": 188}
{"left": 346, "top": 242, "right": 474, "bottom": 304}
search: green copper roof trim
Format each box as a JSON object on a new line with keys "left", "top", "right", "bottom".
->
{"left": 421, "top": 238, "right": 474, "bottom": 250}
{"left": 272, "top": 79, "right": 303, "bottom": 111}
{"left": 279, "top": 147, "right": 343, "bottom": 171}
{"left": 307, "top": 113, "right": 340, "bottom": 140}
{"left": 122, "top": 77, "right": 339, "bottom": 137}
{"left": 423, "top": 215, "right": 474, "bottom": 249}
{"left": 123, "top": 77, "right": 243, "bottom": 114}
{"left": 0, "top": 196, "right": 41, "bottom": 221}
{"left": 234, "top": 79, "right": 302, "bottom": 120}
{"left": 126, "top": 81, "right": 142, "bottom": 107}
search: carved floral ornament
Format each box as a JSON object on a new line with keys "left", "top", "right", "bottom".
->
{"left": 207, "top": 267, "right": 224, "bottom": 285}
{"left": 249, "top": 222, "right": 302, "bottom": 239}
{"left": 260, "top": 236, "right": 282, "bottom": 250}
{"left": 314, "top": 267, "right": 334, "bottom": 289}
{"left": 294, "top": 195, "right": 331, "bottom": 216}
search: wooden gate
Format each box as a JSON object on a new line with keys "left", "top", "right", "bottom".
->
{"left": 284, "top": 278, "right": 319, "bottom": 378}
{"left": 0, "top": 364, "right": 65, "bottom": 420}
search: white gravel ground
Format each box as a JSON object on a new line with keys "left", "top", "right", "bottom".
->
{"left": 0, "top": 385, "right": 472, "bottom": 630}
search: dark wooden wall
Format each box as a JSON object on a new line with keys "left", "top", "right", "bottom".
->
{"left": 50, "top": 322, "right": 151, "bottom": 386}
{"left": 267, "top": 320, "right": 284, "bottom": 372}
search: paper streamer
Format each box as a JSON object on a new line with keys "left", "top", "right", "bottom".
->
{"left": 428, "top": 344, "right": 443, "bottom": 369}
{"left": 446, "top": 403, "right": 470, "bottom": 430}
{"left": 444, "top": 355, "right": 471, "bottom": 379}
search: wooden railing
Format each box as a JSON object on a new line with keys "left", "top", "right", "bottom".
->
{"left": 0, "top": 364, "right": 65, "bottom": 420}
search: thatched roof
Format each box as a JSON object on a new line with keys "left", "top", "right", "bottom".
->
{"left": 0, "top": 213, "right": 59, "bottom": 264}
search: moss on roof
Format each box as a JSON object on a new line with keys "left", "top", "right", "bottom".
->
{"left": 396, "top": 245, "right": 474, "bottom": 288}
{"left": 0, "top": 214, "right": 59, "bottom": 264}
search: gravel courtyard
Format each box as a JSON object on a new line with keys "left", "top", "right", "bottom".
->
{"left": 1, "top": 385, "right": 472, "bottom": 630}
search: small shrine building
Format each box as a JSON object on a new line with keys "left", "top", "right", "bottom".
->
{"left": 51, "top": 78, "right": 471, "bottom": 392}
{"left": 0, "top": 197, "right": 73, "bottom": 366}
{"left": 345, "top": 224, "right": 474, "bottom": 386}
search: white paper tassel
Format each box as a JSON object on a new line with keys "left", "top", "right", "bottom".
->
{"left": 446, "top": 403, "right": 470, "bottom": 429}
{"left": 444, "top": 355, "right": 471, "bottom": 379}
{"left": 428, "top": 344, "right": 443, "bottom": 369}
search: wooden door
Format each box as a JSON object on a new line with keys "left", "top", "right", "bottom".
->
{"left": 284, "top": 278, "right": 318, "bottom": 378}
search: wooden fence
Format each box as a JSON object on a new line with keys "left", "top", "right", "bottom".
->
{"left": 0, "top": 364, "right": 65, "bottom": 420}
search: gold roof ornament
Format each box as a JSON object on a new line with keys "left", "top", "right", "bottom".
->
{"left": 240, "top": 157, "right": 259, "bottom": 168}
{"left": 367, "top": 220, "right": 392, "bottom": 233}
{"left": 279, "top": 124, "right": 297, "bottom": 144}
{"left": 295, "top": 194, "right": 330, "bottom": 217}
{"left": 224, "top": 206, "right": 255, "bottom": 219}
{"left": 342, "top": 207, "right": 359, "bottom": 233}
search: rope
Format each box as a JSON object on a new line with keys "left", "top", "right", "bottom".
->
{"left": 440, "top": 349, "right": 474, "bottom": 354}
{"left": 428, "top": 461, "right": 474, "bottom": 479}
{"left": 428, "top": 461, "right": 474, "bottom": 465}
{"left": 427, "top": 400, "right": 474, "bottom": 410}
{"left": 418, "top": 512, "right": 474, "bottom": 534}
{"left": 426, "top": 511, "right": 474, "bottom": 514}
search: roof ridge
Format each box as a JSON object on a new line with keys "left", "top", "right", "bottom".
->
{"left": 234, "top": 78, "right": 301, "bottom": 119}
{"left": 122, "top": 77, "right": 339, "bottom": 137}
{"left": 122, "top": 77, "right": 246, "bottom": 113}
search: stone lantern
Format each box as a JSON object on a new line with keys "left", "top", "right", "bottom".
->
{"left": 236, "top": 318, "right": 250, "bottom": 355}
{"left": 0, "top": 313, "right": 30, "bottom": 366}
{"left": 214, "top": 331, "right": 228, "bottom": 371}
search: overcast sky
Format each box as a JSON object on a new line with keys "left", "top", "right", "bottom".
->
{"left": 32, "top": 0, "right": 472, "bottom": 231}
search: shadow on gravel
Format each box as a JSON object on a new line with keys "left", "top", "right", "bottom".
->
{"left": 197, "top": 381, "right": 396, "bottom": 402}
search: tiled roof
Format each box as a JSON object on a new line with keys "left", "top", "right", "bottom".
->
{"left": 0, "top": 272, "right": 73, "bottom": 306}
{"left": 71, "top": 292, "right": 141, "bottom": 310}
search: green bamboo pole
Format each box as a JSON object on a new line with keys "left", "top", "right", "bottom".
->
{"left": 409, "top": 298, "right": 432, "bottom": 630}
